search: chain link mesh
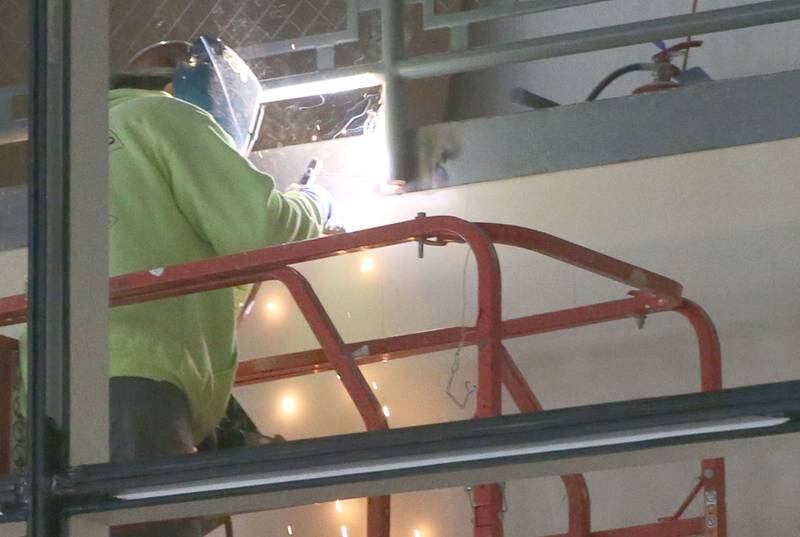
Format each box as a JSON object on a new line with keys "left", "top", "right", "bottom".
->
{"left": 1, "top": 0, "right": 468, "bottom": 147}
{"left": 110, "top": 0, "right": 349, "bottom": 70}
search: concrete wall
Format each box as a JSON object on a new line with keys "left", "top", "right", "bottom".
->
{"left": 230, "top": 136, "right": 800, "bottom": 536}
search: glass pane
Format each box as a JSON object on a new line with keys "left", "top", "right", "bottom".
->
{"left": 0, "top": 0, "right": 29, "bottom": 481}
{"left": 95, "top": 2, "right": 800, "bottom": 535}
{"left": 110, "top": 445, "right": 798, "bottom": 537}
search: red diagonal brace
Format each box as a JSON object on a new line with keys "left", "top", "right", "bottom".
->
{"left": 500, "top": 345, "right": 591, "bottom": 537}
{"left": 269, "top": 267, "right": 389, "bottom": 537}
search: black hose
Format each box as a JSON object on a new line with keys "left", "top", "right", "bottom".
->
{"left": 586, "top": 63, "right": 657, "bottom": 102}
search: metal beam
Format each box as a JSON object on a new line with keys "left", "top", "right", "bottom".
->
{"left": 422, "top": 0, "right": 613, "bottom": 30}
{"left": 52, "top": 381, "right": 800, "bottom": 526}
{"left": 28, "top": 0, "right": 109, "bottom": 535}
{"left": 412, "top": 69, "right": 800, "bottom": 191}
{"left": 382, "top": 0, "right": 410, "bottom": 183}
{"left": 6, "top": 69, "right": 800, "bottom": 253}
{"left": 398, "top": 0, "right": 800, "bottom": 79}
{"left": 235, "top": 297, "right": 664, "bottom": 384}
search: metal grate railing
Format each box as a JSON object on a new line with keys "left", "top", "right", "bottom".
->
{"left": 110, "top": 0, "right": 352, "bottom": 71}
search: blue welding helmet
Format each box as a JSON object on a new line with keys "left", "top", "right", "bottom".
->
{"left": 172, "top": 36, "right": 265, "bottom": 155}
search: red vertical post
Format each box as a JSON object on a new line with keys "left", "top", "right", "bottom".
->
{"left": 676, "top": 300, "right": 726, "bottom": 537}
{"left": 0, "top": 336, "right": 18, "bottom": 474}
{"left": 473, "top": 485, "right": 505, "bottom": 537}
{"left": 701, "top": 458, "right": 726, "bottom": 537}
{"left": 461, "top": 219, "right": 504, "bottom": 537}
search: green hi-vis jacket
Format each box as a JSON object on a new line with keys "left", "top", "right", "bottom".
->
{"left": 106, "top": 89, "right": 323, "bottom": 441}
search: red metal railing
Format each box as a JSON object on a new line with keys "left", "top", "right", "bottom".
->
{"left": 0, "top": 215, "right": 725, "bottom": 537}
{"left": 0, "top": 336, "right": 17, "bottom": 475}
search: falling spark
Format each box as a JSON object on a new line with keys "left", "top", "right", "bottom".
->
{"left": 341, "top": 526, "right": 349, "bottom": 537}
{"left": 382, "top": 405, "right": 391, "bottom": 417}
{"left": 287, "top": 525, "right": 293, "bottom": 536}
{"left": 335, "top": 499, "right": 343, "bottom": 514}
{"left": 372, "top": 381, "right": 379, "bottom": 390}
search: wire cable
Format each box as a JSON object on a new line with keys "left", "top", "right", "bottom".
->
{"left": 586, "top": 63, "right": 657, "bottom": 101}
{"left": 445, "top": 248, "right": 477, "bottom": 409}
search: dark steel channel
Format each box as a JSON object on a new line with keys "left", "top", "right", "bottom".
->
{"left": 52, "top": 381, "right": 800, "bottom": 517}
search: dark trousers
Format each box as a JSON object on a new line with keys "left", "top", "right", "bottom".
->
{"left": 110, "top": 377, "right": 202, "bottom": 537}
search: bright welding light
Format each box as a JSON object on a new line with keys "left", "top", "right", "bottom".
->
{"left": 335, "top": 499, "right": 343, "bottom": 514}
{"left": 265, "top": 300, "right": 280, "bottom": 316}
{"left": 341, "top": 525, "right": 350, "bottom": 537}
{"left": 281, "top": 396, "right": 297, "bottom": 415}
{"left": 360, "top": 256, "right": 376, "bottom": 273}
{"left": 414, "top": 530, "right": 422, "bottom": 537}
{"left": 260, "top": 73, "right": 384, "bottom": 104}
{"left": 378, "top": 182, "right": 402, "bottom": 195}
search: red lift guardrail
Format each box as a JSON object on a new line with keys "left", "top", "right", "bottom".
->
{"left": 0, "top": 215, "right": 725, "bottom": 537}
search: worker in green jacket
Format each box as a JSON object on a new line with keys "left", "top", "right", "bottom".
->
{"left": 107, "top": 37, "right": 332, "bottom": 536}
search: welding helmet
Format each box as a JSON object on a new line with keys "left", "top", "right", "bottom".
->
{"left": 120, "top": 37, "right": 264, "bottom": 155}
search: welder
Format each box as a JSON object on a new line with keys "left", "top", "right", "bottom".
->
{"left": 106, "top": 37, "right": 333, "bottom": 536}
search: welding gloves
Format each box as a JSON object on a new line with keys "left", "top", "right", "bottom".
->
{"left": 286, "top": 182, "right": 335, "bottom": 227}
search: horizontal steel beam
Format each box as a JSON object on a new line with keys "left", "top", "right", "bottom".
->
{"left": 422, "top": 0, "right": 613, "bottom": 30}
{"left": 398, "top": 0, "right": 800, "bottom": 79}
{"left": 5, "top": 69, "right": 800, "bottom": 250}
{"left": 412, "top": 69, "right": 800, "bottom": 191}
{"left": 51, "top": 381, "right": 800, "bottom": 526}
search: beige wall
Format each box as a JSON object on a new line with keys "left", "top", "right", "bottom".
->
{"left": 231, "top": 136, "right": 800, "bottom": 536}
{"left": 2, "top": 136, "right": 798, "bottom": 536}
